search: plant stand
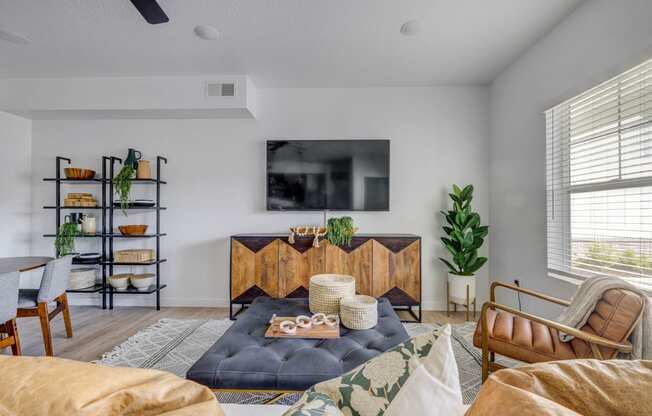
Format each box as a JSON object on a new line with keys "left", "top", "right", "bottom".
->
{"left": 446, "top": 281, "right": 476, "bottom": 321}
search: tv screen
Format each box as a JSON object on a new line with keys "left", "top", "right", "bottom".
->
{"left": 267, "top": 140, "right": 390, "bottom": 211}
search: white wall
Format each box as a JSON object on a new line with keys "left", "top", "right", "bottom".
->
{"left": 0, "top": 111, "right": 31, "bottom": 256}
{"left": 29, "top": 86, "right": 490, "bottom": 308}
{"left": 489, "top": 0, "right": 652, "bottom": 316}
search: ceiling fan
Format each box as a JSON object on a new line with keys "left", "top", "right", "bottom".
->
{"left": 129, "top": 0, "right": 169, "bottom": 24}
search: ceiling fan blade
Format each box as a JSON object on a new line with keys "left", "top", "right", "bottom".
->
{"left": 129, "top": 0, "right": 169, "bottom": 24}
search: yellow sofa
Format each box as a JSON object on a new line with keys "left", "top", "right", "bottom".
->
{"left": 0, "top": 355, "right": 223, "bottom": 416}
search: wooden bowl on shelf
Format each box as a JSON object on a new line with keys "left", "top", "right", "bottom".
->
{"left": 118, "top": 225, "right": 148, "bottom": 236}
{"left": 64, "top": 168, "right": 96, "bottom": 180}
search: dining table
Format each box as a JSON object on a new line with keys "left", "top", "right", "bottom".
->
{"left": 0, "top": 256, "right": 53, "bottom": 274}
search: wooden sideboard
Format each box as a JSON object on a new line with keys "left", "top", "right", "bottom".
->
{"left": 230, "top": 234, "right": 421, "bottom": 321}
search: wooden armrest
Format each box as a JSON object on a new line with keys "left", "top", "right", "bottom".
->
{"left": 481, "top": 301, "right": 633, "bottom": 353}
{"left": 490, "top": 281, "right": 571, "bottom": 307}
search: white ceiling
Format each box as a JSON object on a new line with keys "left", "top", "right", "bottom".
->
{"left": 0, "top": 0, "right": 583, "bottom": 87}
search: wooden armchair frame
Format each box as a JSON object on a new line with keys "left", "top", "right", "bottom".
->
{"left": 480, "top": 282, "right": 636, "bottom": 381}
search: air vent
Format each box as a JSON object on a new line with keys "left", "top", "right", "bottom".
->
{"left": 206, "top": 82, "right": 235, "bottom": 97}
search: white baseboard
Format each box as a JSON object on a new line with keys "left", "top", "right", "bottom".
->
{"left": 69, "top": 294, "right": 447, "bottom": 311}
{"left": 421, "top": 300, "right": 447, "bottom": 311}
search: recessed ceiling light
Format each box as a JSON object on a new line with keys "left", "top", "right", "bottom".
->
{"left": 194, "top": 25, "right": 221, "bottom": 41}
{"left": 400, "top": 20, "right": 420, "bottom": 36}
{"left": 0, "top": 29, "right": 30, "bottom": 45}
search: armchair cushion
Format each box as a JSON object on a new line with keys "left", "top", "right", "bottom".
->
{"left": 474, "top": 288, "right": 644, "bottom": 363}
{"left": 473, "top": 308, "right": 578, "bottom": 363}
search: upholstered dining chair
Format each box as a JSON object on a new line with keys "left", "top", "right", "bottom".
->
{"left": 0, "top": 272, "right": 21, "bottom": 355}
{"left": 17, "top": 256, "right": 73, "bottom": 356}
{"left": 474, "top": 281, "right": 645, "bottom": 381}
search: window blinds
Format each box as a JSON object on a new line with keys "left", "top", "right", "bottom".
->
{"left": 546, "top": 58, "right": 652, "bottom": 290}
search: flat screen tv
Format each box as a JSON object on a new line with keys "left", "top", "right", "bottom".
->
{"left": 267, "top": 139, "right": 390, "bottom": 211}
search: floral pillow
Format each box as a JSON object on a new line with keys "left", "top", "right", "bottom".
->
{"left": 283, "top": 391, "right": 344, "bottom": 416}
{"left": 285, "top": 324, "right": 464, "bottom": 416}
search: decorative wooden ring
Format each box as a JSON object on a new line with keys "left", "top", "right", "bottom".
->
{"left": 324, "top": 314, "right": 339, "bottom": 327}
{"left": 296, "top": 315, "right": 312, "bottom": 328}
{"left": 311, "top": 313, "right": 326, "bottom": 325}
{"left": 279, "top": 320, "right": 297, "bottom": 334}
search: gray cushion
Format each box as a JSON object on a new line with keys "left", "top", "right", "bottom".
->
{"left": 0, "top": 272, "right": 19, "bottom": 322}
{"left": 186, "top": 297, "right": 409, "bottom": 391}
{"left": 38, "top": 256, "right": 73, "bottom": 303}
{"left": 17, "top": 289, "right": 39, "bottom": 308}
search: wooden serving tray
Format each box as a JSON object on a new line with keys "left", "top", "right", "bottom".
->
{"left": 265, "top": 316, "right": 340, "bottom": 339}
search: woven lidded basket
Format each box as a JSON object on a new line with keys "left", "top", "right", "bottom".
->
{"left": 68, "top": 268, "right": 96, "bottom": 290}
{"left": 340, "top": 295, "right": 378, "bottom": 330}
{"left": 309, "top": 274, "right": 355, "bottom": 314}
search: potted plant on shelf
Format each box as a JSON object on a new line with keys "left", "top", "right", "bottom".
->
{"left": 439, "top": 184, "right": 488, "bottom": 305}
{"left": 54, "top": 222, "right": 78, "bottom": 257}
{"left": 114, "top": 148, "right": 141, "bottom": 214}
{"left": 326, "top": 216, "right": 356, "bottom": 247}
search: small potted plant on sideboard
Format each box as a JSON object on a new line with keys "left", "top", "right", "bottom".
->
{"left": 439, "top": 184, "right": 488, "bottom": 317}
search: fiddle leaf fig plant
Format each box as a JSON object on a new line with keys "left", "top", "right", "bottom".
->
{"left": 439, "top": 184, "right": 488, "bottom": 276}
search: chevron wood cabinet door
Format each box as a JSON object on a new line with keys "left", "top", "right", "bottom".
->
{"left": 231, "top": 237, "right": 279, "bottom": 304}
{"left": 278, "top": 239, "right": 325, "bottom": 298}
{"left": 372, "top": 238, "right": 420, "bottom": 306}
{"left": 323, "top": 239, "right": 373, "bottom": 296}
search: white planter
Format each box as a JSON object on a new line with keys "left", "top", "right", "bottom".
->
{"left": 448, "top": 273, "right": 476, "bottom": 305}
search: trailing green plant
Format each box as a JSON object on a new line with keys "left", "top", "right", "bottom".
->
{"left": 439, "top": 184, "right": 488, "bottom": 276}
{"left": 114, "top": 164, "right": 135, "bottom": 214}
{"left": 55, "top": 222, "right": 78, "bottom": 257}
{"left": 326, "top": 216, "right": 355, "bottom": 247}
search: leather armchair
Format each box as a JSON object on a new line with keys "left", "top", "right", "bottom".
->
{"left": 473, "top": 281, "right": 645, "bottom": 381}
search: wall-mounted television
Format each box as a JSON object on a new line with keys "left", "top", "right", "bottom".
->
{"left": 266, "top": 139, "right": 390, "bottom": 211}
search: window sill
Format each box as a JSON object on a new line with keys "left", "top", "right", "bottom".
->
{"left": 548, "top": 272, "right": 583, "bottom": 286}
{"left": 548, "top": 271, "right": 652, "bottom": 295}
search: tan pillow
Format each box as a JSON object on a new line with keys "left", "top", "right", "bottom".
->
{"left": 0, "top": 355, "right": 223, "bottom": 416}
{"left": 466, "top": 359, "right": 652, "bottom": 416}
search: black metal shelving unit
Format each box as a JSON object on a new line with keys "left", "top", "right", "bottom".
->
{"left": 43, "top": 155, "right": 167, "bottom": 310}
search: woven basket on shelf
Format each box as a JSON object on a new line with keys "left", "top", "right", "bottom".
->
{"left": 309, "top": 274, "right": 355, "bottom": 315}
{"left": 340, "top": 295, "right": 378, "bottom": 330}
{"left": 68, "top": 268, "right": 96, "bottom": 290}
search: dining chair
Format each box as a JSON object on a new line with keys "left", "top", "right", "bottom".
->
{"left": 0, "top": 271, "right": 21, "bottom": 355}
{"left": 17, "top": 256, "right": 73, "bottom": 356}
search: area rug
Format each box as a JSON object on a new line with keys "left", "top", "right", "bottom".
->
{"left": 97, "top": 318, "right": 516, "bottom": 405}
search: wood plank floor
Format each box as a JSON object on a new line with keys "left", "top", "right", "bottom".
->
{"left": 4, "top": 306, "right": 478, "bottom": 362}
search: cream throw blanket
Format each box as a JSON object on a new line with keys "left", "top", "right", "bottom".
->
{"left": 556, "top": 276, "right": 652, "bottom": 359}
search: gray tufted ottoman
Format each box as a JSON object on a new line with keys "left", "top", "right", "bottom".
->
{"left": 186, "top": 297, "right": 409, "bottom": 391}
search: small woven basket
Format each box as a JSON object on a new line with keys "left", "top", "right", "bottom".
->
{"left": 340, "top": 295, "right": 378, "bottom": 330}
{"left": 309, "top": 274, "right": 355, "bottom": 314}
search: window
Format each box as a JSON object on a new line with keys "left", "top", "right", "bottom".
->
{"left": 546, "top": 58, "right": 652, "bottom": 290}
